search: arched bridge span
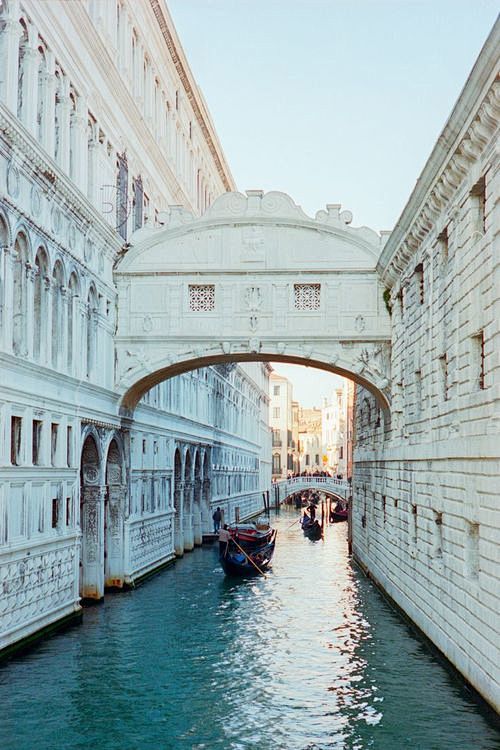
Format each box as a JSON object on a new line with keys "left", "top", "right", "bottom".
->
{"left": 114, "top": 191, "right": 392, "bottom": 414}
{"left": 274, "top": 477, "right": 351, "bottom": 504}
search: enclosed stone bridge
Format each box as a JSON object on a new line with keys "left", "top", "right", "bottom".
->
{"left": 114, "top": 191, "right": 392, "bottom": 414}
{"left": 274, "top": 476, "right": 351, "bottom": 503}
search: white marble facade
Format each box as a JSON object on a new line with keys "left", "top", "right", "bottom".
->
{"left": 0, "top": 0, "right": 270, "bottom": 653}
{"left": 352, "top": 24, "right": 500, "bottom": 712}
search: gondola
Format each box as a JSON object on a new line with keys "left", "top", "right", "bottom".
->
{"left": 330, "top": 509, "right": 348, "bottom": 523}
{"left": 219, "top": 523, "right": 277, "bottom": 576}
{"left": 301, "top": 515, "right": 323, "bottom": 540}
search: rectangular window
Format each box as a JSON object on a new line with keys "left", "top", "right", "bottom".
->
{"left": 133, "top": 175, "right": 143, "bottom": 230}
{"left": 438, "top": 227, "right": 449, "bottom": 269}
{"left": 472, "top": 332, "right": 485, "bottom": 390}
{"left": 470, "top": 176, "right": 486, "bottom": 234}
{"left": 439, "top": 355, "right": 448, "bottom": 401}
{"left": 305, "top": 455, "right": 310, "bottom": 466}
{"left": 414, "top": 262, "right": 424, "bottom": 304}
{"left": 32, "top": 420, "right": 42, "bottom": 465}
{"left": 273, "top": 385, "right": 280, "bottom": 396}
{"left": 315, "top": 454, "right": 320, "bottom": 465}
{"left": 11, "top": 416, "right": 22, "bottom": 466}
{"left": 339, "top": 446, "right": 344, "bottom": 459}
{"left": 66, "top": 497, "right": 71, "bottom": 526}
{"left": 51, "top": 498, "right": 59, "bottom": 529}
{"left": 66, "top": 426, "right": 72, "bottom": 467}
{"left": 415, "top": 370, "right": 422, "bottom": 414}
{"left": 189, "top": 284, "right": 215, "bottom": 311}
{"left": 294, "top": 283, "right": 321, "bottom": 310}
{"left": 51, "top": 423, "right": 58, "bottom": 466}
{"left": 272, "top": 407, "right": 280, "bottom": 419}
{"left": 116, "top": 151, "right": 129, "bottom": 241}
{"left": 465, "top": 522, "right": 479, "bottom": 579}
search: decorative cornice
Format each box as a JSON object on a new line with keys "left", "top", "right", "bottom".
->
{"left": 148, "top": 0, "right": 235, "bottom": 193}
{"left": 378, "top": 18, "right": 500, "bottom": 287}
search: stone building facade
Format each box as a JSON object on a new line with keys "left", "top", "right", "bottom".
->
{"left": 352, "top": 22, "right": 500, "bottom": 711}
{"left": 0, "top": 0, "right": 270, "bottom": 654}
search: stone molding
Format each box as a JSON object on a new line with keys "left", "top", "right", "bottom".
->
{"left": 378, "top": 20, "right": 500, "bottom": 286}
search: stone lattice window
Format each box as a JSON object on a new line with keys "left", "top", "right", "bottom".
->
{"left": 294, "top": 283, "right": 321, "bottom": 310}
{"left": 189, "top": 284, "right": 215, "bottom": 311}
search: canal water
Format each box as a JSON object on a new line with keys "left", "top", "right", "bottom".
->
{"left": 1, "top": 509, "right": 499, "bottom": 750}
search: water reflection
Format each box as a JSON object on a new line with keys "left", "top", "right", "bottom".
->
{"left": 0, "top": 508, "right": 498, "bottom": 750}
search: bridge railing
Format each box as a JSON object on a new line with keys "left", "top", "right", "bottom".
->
{"left": 272, "top": 476, "right": 351, "bottom": 504}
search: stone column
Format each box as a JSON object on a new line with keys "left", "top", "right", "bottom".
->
{"left": 42, "top": 274, "right": 52, "bottom": 367}
{"left": 24, "top": 261, "right": 35, "bottom": 360}
{"left": 87, "top": 122, "right": 99, "bottom": 205}
{"left": 56, "top": 78, "right": 71, "bottom": 172}
{"left": 0, "top": 10, "right": 22, "bottom": 111}
{"left": 80, "top": 485, "right": 106, "bottom": 601}
{"left": 78, "top": 298, "right": 87, "bottom": 379}
{"left": 42, "top": 52, "right": 56, "bottom": 157}
{"left": 183, "top": 481, "right": 195, "bottom": 551}
{"left": 105, "top": 484, "right": 126, "bottom": 588}
{"left": 20, "top": 42, "right": 39, "bottom": 135}
{"left": 0, "top": 245, "right": 13, "bottom": 351}
{"left": 59, "top": 284, "right": 68, "bottom": 373}
{"left": 202, "top": 479, "right": 211, "bottom": 533}
{"left": 70, "top": 97, "right": 88, "bottom": 191}
{"left": 174, "top": 480, "right": 184, "bottom": 556}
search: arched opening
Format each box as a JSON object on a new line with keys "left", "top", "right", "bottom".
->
{"left": 33, "top": 247, "right": 49, "bottom": 362}
{"left": 104, "top": 438, "right": 126, "bottom": 589}
{"left": 201, "top": 451, "right": 211, "bottom": 536}
{"left": 86, "top": 285, "right": 97, "bottom": 379}
{"left": 183, "top": 449, "right": 193, "bottom": 552}
{"left": 12, "top": 231, "right": 29, "bottom": 356}
{"left": 0, "top": 213, "right": 11, "bottom": 334}
{"left": 67, "top": 271, "right": 79, "bottom": 373}
{"left": 173, "top": 448, "right": 183, "bottom": 556}
{"left": 51, "top": 259, "right": 65, "bottom": 369}
{"left": 192, "top": 450, "right": 202, "bottom": 546}
{"left": 79, "top": 433, "right": 104, "bottom": 601}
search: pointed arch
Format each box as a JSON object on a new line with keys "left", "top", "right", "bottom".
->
{"left": 12, "top": 230, "right": 30, "bottom": 356}
{"left": 33, "top": 246, "right": 49, "bottom": 361}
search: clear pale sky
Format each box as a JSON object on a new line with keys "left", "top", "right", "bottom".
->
{"left": 167, "top": 0, "right": 498, "bottom": 406}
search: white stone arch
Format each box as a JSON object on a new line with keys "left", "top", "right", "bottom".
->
{"left": 79, "top": 425, "right": 105, "bottom": 601}
{"left": 86, "top": 283, "right": 98, "bottom": 379}
{"left": 11, "top": 227, "right": 31, "bottom": 356}
{"left": 200, "top": 449, "right": 211, "bottom": 534}
{"left": 33, "top": 244, "right": 50, "bottom": 362}
{"left": 115, "top": 190, "right": 392, "bottom": 416}
{"left": 0, "top": 210, "right": 12, "bottom": 335}
{"left": 173, "top": 446, "right": 183, "bottom": 556}
{"left": 36, "top": 41, "right": 47, "bottom": 143}
{"left": 182, "top": 447, "right": 194, "bottom": 551}
{"left": 67, "top": 269, "right": 81, "bottom": 374}
{"left": 17, "top": 17, "right": 29, "bottom": 121}
{"left": 192, "top": 448, "right": 203, "bottom": 545}
{"left": 103, "top": 432, "right": 127, "bottom": 588}
{"left": 51, "top": 257, "right": 66, "bottom": 369}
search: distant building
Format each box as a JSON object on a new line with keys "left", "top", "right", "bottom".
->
{"left": 322, "top": 380, "right": 354, "bottom": 478}
{"left": 269, "top": 372, "right": 294, "bottom": 479}
{"left": 298, "top": 407, "right": 323, "bottom": 472}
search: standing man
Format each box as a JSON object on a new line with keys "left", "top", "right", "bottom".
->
{"left": 212, "top": 506, "right": 222, "bottom": 533}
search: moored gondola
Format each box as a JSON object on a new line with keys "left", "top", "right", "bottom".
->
{"left": 219, "top": 522, "right": 277, "bottom": 576}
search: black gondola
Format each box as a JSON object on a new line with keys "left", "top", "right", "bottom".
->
{"left": 219, "top": 529, "right": 277, "bottom": 576}
{"left": 301, "top": 515, "right": 323, "bottom": 540}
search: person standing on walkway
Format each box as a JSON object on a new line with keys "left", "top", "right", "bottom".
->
{"left": 213, "top": 506, "right": 222, "bottom": 533}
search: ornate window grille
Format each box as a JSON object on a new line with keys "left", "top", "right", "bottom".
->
{"left": 294, "top": 283, "right": 321, "bottom": 310}
{"left": 189, "top": 284, "right": 215, "bottom": 311}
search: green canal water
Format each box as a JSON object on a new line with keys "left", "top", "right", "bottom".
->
{"left": 1, "top": 509, "right": 499, "bottom": 750}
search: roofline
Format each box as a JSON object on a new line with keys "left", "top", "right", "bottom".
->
{"left": 149, "top": 0, "right": 236, "bottom": 193}
{"left": 377, "top": 16, "right": 500, "bottom": 278}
